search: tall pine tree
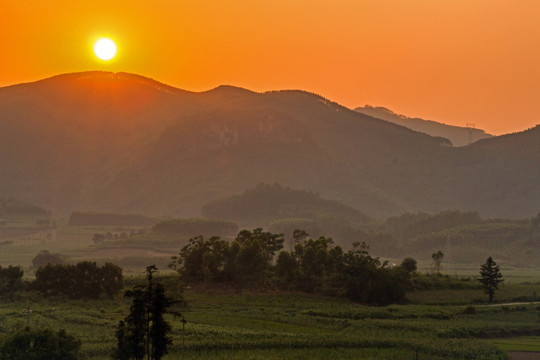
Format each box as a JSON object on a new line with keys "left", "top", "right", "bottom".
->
{"left": 479, "top": 256, "right": 503, "bottom": 302}
{"left": 114, "top": 266, "right": 178, "bottom": 360}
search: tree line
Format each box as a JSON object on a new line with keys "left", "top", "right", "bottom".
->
{"left": 170, "top": 228, "right": 415, "bottom": 305}
{"left": 0, "top": 262, "right": 123, "bottom": 300}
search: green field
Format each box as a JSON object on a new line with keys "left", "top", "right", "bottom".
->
{"left": 4, "top": 282, "right": 540, "bottom": 359}
{"left": 3, "top": 223, "right": 540, "bottom": 280}
{"left": 491, "top": 336, "right": 540, "bottom": 352}
{"left": 2, "top": 222, "right": 540, "bottom": 359}
{"left": 0, "top": 223, "right": 179, "bottom": 275}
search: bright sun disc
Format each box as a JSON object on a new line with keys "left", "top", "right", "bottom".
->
{"left": 94, "top": 38, "right": 117, "bottom": 60}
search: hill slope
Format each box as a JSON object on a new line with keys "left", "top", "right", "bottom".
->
{"left": 0, "top": 72, "right": 538, "bottom": 218}
{"left": 202, "top": 183, "right": 369, "bottom": 226}
{"left": 0, "top": 196, "right": 48, "bottom": 218}
{"left": 355, "top": 105, "right": 492, "bottom": 146}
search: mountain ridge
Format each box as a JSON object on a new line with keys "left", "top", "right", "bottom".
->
{"left": 355, "top": 105, "right": 492, "bottom": 147}
{"left": 0, "top": 72, "right": 539, "bottom": 219}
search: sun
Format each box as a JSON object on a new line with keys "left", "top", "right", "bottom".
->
{"left": 93, "top": 38, "right": 117, "bottom": 61}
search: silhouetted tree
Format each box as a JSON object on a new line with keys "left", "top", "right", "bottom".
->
{"left": 114, "top": 266, "right": 177, "bottom": 360}
{"left": 292, "top": 229, "right": 309, "bottom": 249}
{"left": 233, "top": 239, "right": 267, "bottom": 283}
{"left": 297, "top": 236, "right": 335, "bottom": 292}
{"left": 170, "top": 236, "right": 231, "bottom": 282}
{"left": 275, "top": 251, "right": 299, "bottom": 286}
{"left": 114, "top": 289, "right": 146, "bottom": 360}
{"left": 478, "top": 256, "right": 503, "bottom": 302}
{"left": 148, "top": 283, "right": 173, "bottom": 360}
{"left": 401, "top": 257, "right": 417, "bottom": 273}
{"left": 101, "top": 262, "right": 124, "bottom": 298}
{"left": 341, "top": 242, "right": 408, "bottom": 305}
{"left": 31, "top": 250, "right": 66, "bottom": 269}
{"left": 0, "top": 265, "right": 23, "bottom": 298}
{"left": 432, "top": 250, "right": 444, "bottom": 274}
{"left": 236, "top": 228, "right": 284, "bottom": 265}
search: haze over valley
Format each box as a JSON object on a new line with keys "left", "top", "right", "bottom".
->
{"left": 3, "top": 3, "right": 540, "bottom": 359}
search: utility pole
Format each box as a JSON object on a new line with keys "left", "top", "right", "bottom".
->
{"left": 24, "top": 307, "right": 32, "bottom": 329}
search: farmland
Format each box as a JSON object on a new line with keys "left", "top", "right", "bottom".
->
{"left": 2, "top": 220, "right": 540, "bottom": 359}
{"left": 2, "top": 279, "right": 540, "bottom": 359}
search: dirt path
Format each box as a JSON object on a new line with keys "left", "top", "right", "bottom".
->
{"left": 508, "top": 351, "right": 540, "bottom": 360}
{"left": 483, "top": 302, "right": 540, "bottom": 307}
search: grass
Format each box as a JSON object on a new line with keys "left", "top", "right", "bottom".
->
{"left": 3, "top": 285, "right": 535, "bottom": 359}
{"left": 1, "top": 221, "right": 540, "bottom": 358}
{"left": 407, "top": 281, "right": 540, "bottom": 305}
{"left": 491, "top": 336, "right": 540, "bottom": 352}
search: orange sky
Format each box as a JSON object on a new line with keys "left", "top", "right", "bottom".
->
{"left": 1, "top": 0, "right": 539, "bottom": 135}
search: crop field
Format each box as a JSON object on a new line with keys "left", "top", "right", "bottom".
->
{"left": 2, "top": 221, "right": 540, "bottom": 359}
{"left": 3, "top": 282, "right": 540, "bottom": 359}
{"left": 0, "top": 224, "right": 179, "bottom": 274}
{"left": 491, "top": 336, "right": 540, "bottom": 352}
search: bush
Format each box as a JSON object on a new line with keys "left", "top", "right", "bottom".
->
{"left": 31, "top": 250, "right": 66, "bottom": 269}
{"left": 0, "top": 328, "right": 81, "bottom": 360}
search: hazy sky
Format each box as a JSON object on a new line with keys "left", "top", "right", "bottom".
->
{"left": 2, "top": 0, "right": 539, "bottom": 135}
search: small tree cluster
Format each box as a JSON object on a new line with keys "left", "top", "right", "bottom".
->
{"left": 114, "top": 266, "right": 178, "bottom": 360}
{"left": 432, "top": 250, "right": 444, "bottom": 274}
{"left": 172, "top": 229, "right": 414, "bottom": 305}
{"left": 277, "top": 239, "right": 412, "bottom": 305}
{"left": 34, "top": 261, "right": 123, "bottom": 299}
{"left": 170, "top": 228, "right": 284, "bottom": 284}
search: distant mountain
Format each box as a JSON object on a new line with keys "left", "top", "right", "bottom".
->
{"left": 202, "top": 183, "right": 369, "bottom": 226}
{"left": 355, "top": 105, "right": 492, "bottom": 147}
{"left": 0, "top": 196, "right": 48, "bottom": 218}
{"left": 0, "top": 71, "right": 539, "bottom": 219}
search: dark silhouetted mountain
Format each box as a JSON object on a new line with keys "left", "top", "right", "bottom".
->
{"left": 0, "top": 72, "right": 538, "bottom": 219}
{"left": 355, "top": 105, "right": 492, "bottom": 146}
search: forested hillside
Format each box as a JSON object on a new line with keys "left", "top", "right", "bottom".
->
{"left": 202, "top": 183, "right": 368, "bottom": 226}
{"left": 0, "top": 196, "right": 48, "bottom": 218}
{"left": 1, "top": 72, "right": 540, "bottom": 219}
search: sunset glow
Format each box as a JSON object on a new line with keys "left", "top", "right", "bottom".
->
{"left": 2, "top": 1, "right": 540, "bottom": 134}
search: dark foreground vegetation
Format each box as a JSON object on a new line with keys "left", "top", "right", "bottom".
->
{"left": 0, "top": 328, "right": 81, "bottom": 360}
